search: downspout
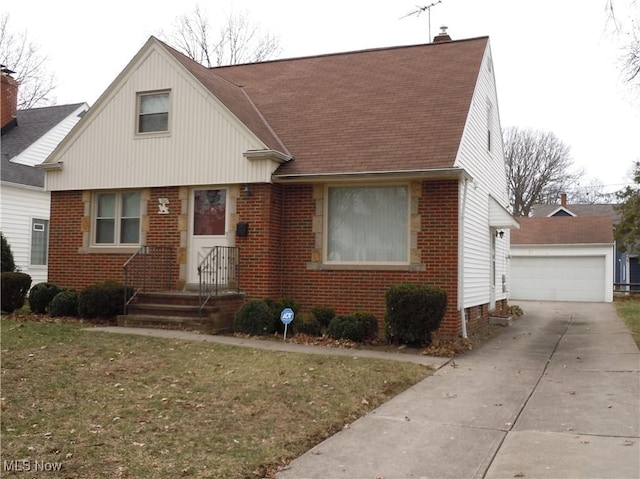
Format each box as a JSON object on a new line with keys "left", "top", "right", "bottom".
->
{"left": 458, "top": 178, "right": 469, "bottom": 339}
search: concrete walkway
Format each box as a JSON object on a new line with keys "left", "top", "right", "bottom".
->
{"left": 275, "top": 301, "right": 640, "bottom": 479}
{"left": 89, "top": 301, "right": 640, "bottom": 478}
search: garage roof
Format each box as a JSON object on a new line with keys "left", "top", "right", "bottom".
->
{"left": 511, "top": 216, "right": 613, "bottom": 245}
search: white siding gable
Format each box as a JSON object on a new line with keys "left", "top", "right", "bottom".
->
{"left": 11, "top": 104, "right": 89, "bottom": 167}
{"left": 454, "top": 41, "right": 512, "bottom": 309}
{"left": 45, "top": 40, "right": 277, "bottom": 191}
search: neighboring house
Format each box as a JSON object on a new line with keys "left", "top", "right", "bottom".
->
{"left": 510, "top": 216, "right": 614, "bottom": 302}
{"left": 40, "top": 32, "right": 518, "bottom": 337}
{"left": 0, "top": 68, "right": 88, "bottom": 284}
{"left": 532, "top": 194, "right": 638, "bottom": 292}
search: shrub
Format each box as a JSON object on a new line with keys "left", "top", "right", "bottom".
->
{"left": 385, "top": 283, "right": 447, "bottom": 345}
{"left": 265, "top": 297, "right": 301, "bottom": 335}
{"left": 234, "top": 300, "right": 273, "bottom": 335}
{"left": 310, "top": 306, "right": 336, "bottom": 329}
{"left": 49, "top": 290, "right": 79, "bottom": 317}
{"left": 1, "top": 233, "right": 16, "bottom": 272}
{"left": 29, "top": 282, "right": 62, "bottom": 314}
{"left": 296, "top": 314, "right": 322, "bottom": 336}
{"left": 1, "top": 272, "right": 32, "bottom": 313}
{"left": 508, "top": 304, "right": 524, "bottom": 317}
{"left": 327, "top": 312, "right": 378, "bottom": 343}
{"left": 78, "top": 280, "right": 126, "bottom": 321}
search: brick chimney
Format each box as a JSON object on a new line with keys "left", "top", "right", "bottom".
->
{"left": 1, "top": 66, "right": 19, "bottom": 129}
{"left": 560, "top": 193, "right": 567, "bottom": 207}
{"left": 433, "top": 26, "right": 452, "bottom": 43}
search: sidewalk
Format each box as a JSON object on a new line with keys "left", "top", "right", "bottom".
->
{"left": 274, "top": 301, "right": 640, "bottom": 479}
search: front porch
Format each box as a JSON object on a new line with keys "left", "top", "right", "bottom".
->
{"left": 119, "top": 245, "right": 244, "bottom": 333}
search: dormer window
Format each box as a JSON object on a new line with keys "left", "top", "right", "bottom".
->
{"left": 137, "top": 91, "right": 170, "bottom": 134}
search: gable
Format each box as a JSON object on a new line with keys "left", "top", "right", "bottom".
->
{"left": 44, "top": 40, "right": 279, "bottom": 191}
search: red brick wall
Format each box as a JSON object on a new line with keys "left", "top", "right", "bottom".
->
{"left": 235, "top": 183, "right": 283, "bottom": 298}
{"left": 271, "top": 180, "right": 462, "bottom": 335}
{"left": 48, "top": 188, "right": 182, "bottom": 291}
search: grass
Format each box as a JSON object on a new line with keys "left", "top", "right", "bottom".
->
{"left": 615, "top": 298, "right": 640, "bottom": 349}
{"left": 0, "top": 318, "right": 432, "bottom": 478}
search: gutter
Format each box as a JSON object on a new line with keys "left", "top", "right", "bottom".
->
{"left": 272, "top": 167, "right": 472, "bottom": 183}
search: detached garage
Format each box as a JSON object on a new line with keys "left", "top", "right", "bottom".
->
{"left": 510, "top": 216, "right": 614, "bottom": 302}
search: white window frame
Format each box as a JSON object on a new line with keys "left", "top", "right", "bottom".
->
{"left": 92, "top": 191, "right": 142, "bottom": 247}
{"left": 30, "top": 218, "right": 49, "bottom": 266}
{"left": 136, "top": 90, "right": 170, "bottom": 135}
{"left": 323, "top": 183, "right": 411, "bottom": 266}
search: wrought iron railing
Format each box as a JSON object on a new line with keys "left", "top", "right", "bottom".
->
{"left": 123, "top": 246, "right": 177, "bottom": 313}
{"left": 198, "top": 246, "right": 240, "bottom": 317}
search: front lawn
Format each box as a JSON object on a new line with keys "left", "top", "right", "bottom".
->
{"left": 615, "top": 298, "right": 640, "bottom": 349}
{"left": 0, "top": 318, "right": 432, "bottom": 478}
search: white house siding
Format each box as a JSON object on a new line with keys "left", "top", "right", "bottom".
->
{"left": 511, "top": 245, "right": 614, "bottom": 302}
{"left": 45, "top": 43, "right": 278, "bottom": 192}
{"left": 10, "top": 104, "right": 88, "bottom": 167}
{"left": 454, "top": 41, "right": 511, "bottom": 309}
{"left": 0, "top": 183, "right": 50, "bottom": 285}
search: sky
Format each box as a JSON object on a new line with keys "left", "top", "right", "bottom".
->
{"left": 4, "top": 0, "right": 639, "bottom": 193}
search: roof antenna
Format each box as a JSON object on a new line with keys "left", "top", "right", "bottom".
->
{"left": 400, "top": 1, "right": 443, "bottom": 42}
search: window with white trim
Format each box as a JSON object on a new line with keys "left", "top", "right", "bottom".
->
{"left": 94, "top": 191, "right": 141, "bottom": 245}
{"left": 137, "top": 91, "right": 169, "bottom": 134}
{"left": 326, "top": 185, "right": 409, "bottom": 263}
{"left": 30, "top": 219, "right": 49, "bottom": 265}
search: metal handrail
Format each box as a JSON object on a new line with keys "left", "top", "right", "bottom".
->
{"left": 198, "top": 246, "right": 240, "bottom": 317}
{"left": 123, "top": 246, "right": 176, "bottom": 313}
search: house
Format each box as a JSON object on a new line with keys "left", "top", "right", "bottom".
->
{"left": 0, "top": 68, "right": 88, "bottom": 284}
{"left": 510, "top": 215, "right": 614, "bottom": 302}
{"left": 40, "top": 32, "right": 517, "bottom": 337}
{"left": 531, "top": 194, "right": 638, "bottom": 292}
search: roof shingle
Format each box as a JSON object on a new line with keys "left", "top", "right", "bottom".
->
{"left": 511, "top": 216, "right": 614, "bottom": 245}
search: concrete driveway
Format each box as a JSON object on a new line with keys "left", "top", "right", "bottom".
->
{"left": 277, "top": 301, "right": 640, "bottom": 479}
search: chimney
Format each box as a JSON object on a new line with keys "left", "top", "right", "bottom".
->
{"left": 560, "top": 193, "right": 567, "bottom": 208}
{"left": 433, "top": 26, "right": 452, "bottom": 43}
{"left": 1, "top": 65, "right": 19, "bottom": 129}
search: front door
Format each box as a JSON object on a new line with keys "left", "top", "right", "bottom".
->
{"left": 188, "top": 188, "right": 230, "bottom": 285}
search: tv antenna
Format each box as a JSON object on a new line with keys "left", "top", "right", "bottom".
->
{"left": 400, "top": 1, "right": 443, "bottom": 41}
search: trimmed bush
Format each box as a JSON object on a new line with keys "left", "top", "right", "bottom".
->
{"left": 296, "top": 314, "right": 322, "bottom": 336}
{"left": 234, "top": 300, "right": 273, "bottom": 335}
{"left": 385, "top": 282, "right": 447, "bottom": 345}
{"left": 78, "top": 280, "right": 126, "bottom": 322}
{"left": 265, "top": 297, "right": 301, "bottom": 335}
{"left": 327, "top": 312, "right": 378, "bottom": 342}
{"left": 1, "top": 233, "right": 16, "bottom": 272}
{"left": 49, "top": 290, "right": 79, "bottom": 317}
{"left": 310, "top": 306, "right": 336, "bottom": 329}
{"left": 1, "top": 272, "right": 32, "bottom": 313}
{"left": 29, "top": 282, "right": 62, "bottom": 314}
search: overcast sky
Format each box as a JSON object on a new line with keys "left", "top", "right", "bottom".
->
{"left": 4, "top": 0, "right": 639, "bottom": 192}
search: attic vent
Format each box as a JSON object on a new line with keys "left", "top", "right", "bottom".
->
{"left": 433, "top": 25, "right": 452, "bottom": 43}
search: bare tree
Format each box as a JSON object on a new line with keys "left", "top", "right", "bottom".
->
{"left": 160, "top": 5, "right": 281, "bottom": 67}
{"left": 606, "top": 0, "right": 640, "bottom": 86}
{"left": 504, "top": 127, "right": 584, "bottom": 216}
{"left": 0, "top": 13, "right": 56, "bottom": 108}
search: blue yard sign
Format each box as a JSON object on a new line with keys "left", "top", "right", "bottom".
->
{"left": 280, "top": 307, "right": 294, "bottom": 340}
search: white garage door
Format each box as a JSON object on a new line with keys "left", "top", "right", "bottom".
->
{"left": 511, "top": 256, "right": 605, "bottom": 302}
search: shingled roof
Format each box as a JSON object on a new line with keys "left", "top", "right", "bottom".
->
{"left": 162, "top": 36, "right": 489, "bottom": 176}
{"left": 511, "top": 216, "right": 614, "bottom": 245}
{"left": 1, "top": 104, "right": 86, "bottom": 187}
